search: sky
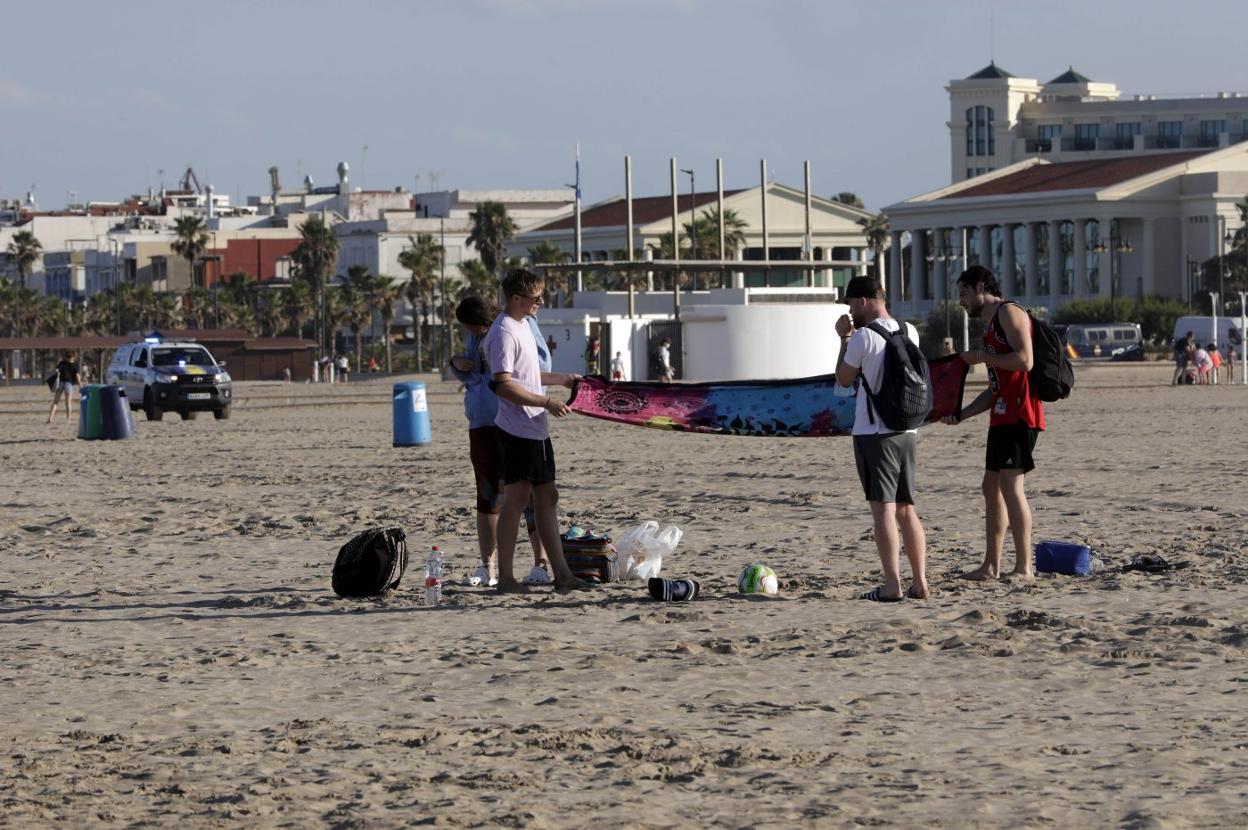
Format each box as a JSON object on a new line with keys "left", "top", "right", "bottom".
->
{"left": 3, "top": 0, "right": 1247, "bottom": 213}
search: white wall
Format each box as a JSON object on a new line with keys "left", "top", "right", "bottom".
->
{"left": 682, "top": 303, "right": 851, "bottom": 381}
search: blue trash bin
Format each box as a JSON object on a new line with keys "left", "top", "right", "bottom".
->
{"left": 78, "top": 384, "right": 136, "bottom": 440}
{"left": 393, "top": 381, "right": 432, "bottom": 446}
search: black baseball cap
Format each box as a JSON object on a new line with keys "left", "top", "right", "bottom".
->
{"left": 843, "top": 276, "right": 884, "bottom": 299}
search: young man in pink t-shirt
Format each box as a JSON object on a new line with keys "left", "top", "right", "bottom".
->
{"left": 485, "top": 268, "right": 593, "bottom": 594}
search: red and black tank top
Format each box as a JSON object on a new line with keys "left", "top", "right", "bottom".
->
{"left": 984, "top": 302, "right": 1045, "bottom": 429}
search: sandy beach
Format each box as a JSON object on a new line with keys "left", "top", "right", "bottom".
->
{"left": 2, "top": 363, "right": 1246, "bottom": 828}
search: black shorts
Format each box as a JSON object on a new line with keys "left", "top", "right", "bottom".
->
{"left": 853, "top": 432, "right": 916, "bottom": 504}
{"left": 500, "top": 430, "right": 557, "bottom": 486}
{"left": 985, "top": 423, "right": 1040, "bottom": 473}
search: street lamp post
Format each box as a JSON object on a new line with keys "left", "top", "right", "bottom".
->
{"left": 1091, "top": 232, "right": 1133, "bottom": 321}
{"left": 680, "top": 168, "right": 695, "bottom": 290}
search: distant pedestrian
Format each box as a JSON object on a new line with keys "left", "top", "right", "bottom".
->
{"left": 611, "top": 351, "right": 625, "bottom": 382}
{"left": 656, "top": 337, "right": 675, "bottom": 383}
{"left": 1224, "top": 343, "right": 1236, "bottom": 384}
{"left": 46, "top": 350, "right": 81, "bottom": 424}
{"left": 585, "top": 335, "right": 600, "bottom": 375}
{"left": 335, "top": 353, "right": 349, "bottom": 383}
{"left": 1172, "top": 331, "right": 1194, "bottom": 385}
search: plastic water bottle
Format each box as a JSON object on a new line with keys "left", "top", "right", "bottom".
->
{"left": 425, "top": 546, "right": 443, "bottom": 606}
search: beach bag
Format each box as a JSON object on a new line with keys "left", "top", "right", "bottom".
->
{"left": 1034, "top": 540, "right": 1092, "bottom": 576}
{"left": 46, "top": 373, "right": 57, "bottom": 393}
{"left": 332, "top": 527, "right": 408, "bottom": 597}
{"left": 560, "top": 530, "right": 620, "bottom": 583}
{"left": 862, "top": 323, "right": 932, "bottom": 431}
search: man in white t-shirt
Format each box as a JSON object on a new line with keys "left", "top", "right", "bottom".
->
{"left": 485, "top": 268, "right": 593, "bottom": 594}
{"left": 834, "top": 276, "right": 929, "bottom": 602}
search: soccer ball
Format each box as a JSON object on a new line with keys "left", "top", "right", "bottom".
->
{"left": 737, "top": 564, "right": 779, "bottom": 595}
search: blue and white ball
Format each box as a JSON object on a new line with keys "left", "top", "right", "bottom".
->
{"left": 737, "top": 564, "right": 779, "bottom": 595}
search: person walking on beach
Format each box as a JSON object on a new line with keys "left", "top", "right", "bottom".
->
{"left": 485, "top": 268, "right": 591, "bottom": 594}
{"left": 656, "top": 337, "right": 675, "bottom": 383}
{"left": 1224, "top": 342, "right": 1236, "bottom": 384}
{"left": 611, "top": 351, "right": 625, "bottom": 382}
{"left": 834, "top": 276, "right": 929, "bottom": 602}
{"left": 450, "top": 296, "right": 553, "bottom": 587}
{"left": 46, "top": 350, "right": 81, "bottom": 424}
{"left": 335, "top": 353, "right": 350, "bottom": 383}
{"left": 942, "top": 265, "right": 1044, "bottom": 583}
{"left": 1172, "top": 331, "right": 1193, "bottom": 385}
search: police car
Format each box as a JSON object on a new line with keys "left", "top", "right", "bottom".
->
{"left": 107, "top": 336, "right": 233, "bottom": 421}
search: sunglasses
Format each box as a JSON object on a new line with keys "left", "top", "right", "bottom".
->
{"left": 514, "top": 293, "right": 544, "bottom": 303}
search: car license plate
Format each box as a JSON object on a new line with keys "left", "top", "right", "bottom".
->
{"left": 187, "top": 392, "right": 211, "bottom": 400}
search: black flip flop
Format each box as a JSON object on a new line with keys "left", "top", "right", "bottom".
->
{"left": 648, "top": 577, "right": 700, "bottom": 602}
{"left": 1122, "top": 555, "right": 1191, "bottom": 574}
{"left": 860, "top": 587, "right": 904, "bottom": 602}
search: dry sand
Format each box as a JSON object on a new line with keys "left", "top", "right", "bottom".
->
{"left": 1, "top": 363, "right": 1246, "bottom": 828}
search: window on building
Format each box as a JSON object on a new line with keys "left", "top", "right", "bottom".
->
{"left": 1037, "top": 124, "right": 1062, "bottom": 152}
{"left": 1114, "top": 122, "right": 1141, "bottom": 150}
{"left": 1073, "top": 124, "right": 1100, "bottom": 151}
{"left": 1199, "top": 119, "right": 1226, "bottom": 147}
{"left": 1157, "top": 120, "right": 1183, "bottom": 148}
{"left": 965, "top": 106, "right": 996, "bottom": 156}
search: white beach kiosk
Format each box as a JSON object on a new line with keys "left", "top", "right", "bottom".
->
{"left": 534, "top": 286, "right": 853, "bottom": 382}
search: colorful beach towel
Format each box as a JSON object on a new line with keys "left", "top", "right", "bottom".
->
{"left": 568, "top": 354, "right": 968, "bottom": 437}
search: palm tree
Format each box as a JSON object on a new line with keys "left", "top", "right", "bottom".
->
{"left": 832, "top": 192, "right": 865, "bottom": 209}
{"left": 457, "top": 259, "right": 497, "bottom": 302}
{"left": 7, "top": 230, "right": 41, "bottom": 373}
{"left": 398, "top": 233, "right": 443, "bottom": 371}
{"left": 284, "top": 278, "right": 315, "bottom": 339}
{"left": 183, "top": 285, "right": 211, "bottom": 329}
{"left": 858, "top": 212, "right": 891, "bottom": 283}
{"left": 170, "top": 216, "right": 209, "bottom": 286}
{"left": 342, "top": 265, "right": 375, "bottom": 371}
{"left": 292, "top": 215, "right": 339, "bottom": 358}
{"left": 467, "top": 201, "right": 516, "bottom": 275}
{"left": 526, "top": 241, "right": 568, "bottom": 304}
{"left": 370, "top": 274, "right": 400, "bottom": 372}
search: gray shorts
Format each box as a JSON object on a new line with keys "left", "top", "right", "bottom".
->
{"left": 853, "top": 432, "right": 917, "bottom": 504}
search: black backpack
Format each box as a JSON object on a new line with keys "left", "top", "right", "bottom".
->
{"left": 332, "top": 527, "right": 408, "bottom": 597}
{"left": 1002, "top": 302, "right": 1074, "bottom": 402}
{"left": 861, "top": 322, "right": 933, "bottom": 431}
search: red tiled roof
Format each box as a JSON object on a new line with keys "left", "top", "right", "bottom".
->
{"left": 942, "top": 151, "right": 1211, "bottom": 199}
{"left": 531, "top": 190, "right": 746, "bottom": 232}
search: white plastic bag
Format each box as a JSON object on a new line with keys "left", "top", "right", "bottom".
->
{"left": 616, "top": 520, "right": 683, "bottom": 581}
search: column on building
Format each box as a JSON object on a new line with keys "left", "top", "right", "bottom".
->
{"left": 1141, "top": 218, "right": 1156, "bottom": 296}
{"left": 1023, "top": 222, "right": 1039, "bottom": 304}
{"left": 1000, "top": 223, "right": 1017, "bottom": 295}
{"left": 977, "top": 224, "right": 992, "bottom": 270}
{"left": 1096, "top": 218, "right": 1113, "bottom": 299}
{"left": 855, "top": 247, "right": 868, "bottom": 277}
{"left": 889, "top": 231, "right": 904, "bottom": 301}
{"left": 931, "top": 229, "right": 946, "bottom": 303}
{"left": 1073, "top": 219, "right": 1088, "bottom": 299}
{"left": 910, "top": 230, "right": 926, "bottom": 302}
{"left": 1047, "top": 219, "right": 1063, "bottom": 310}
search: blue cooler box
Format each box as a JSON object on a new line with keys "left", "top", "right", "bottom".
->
{"left": 1035, "top": 540, "right": 1092, "bottom": 575}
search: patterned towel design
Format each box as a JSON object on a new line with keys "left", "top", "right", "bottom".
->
{"left": 568, "top": 355, "right": 968, "bottom": 438}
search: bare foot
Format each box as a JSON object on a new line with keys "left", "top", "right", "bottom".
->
{"left": 907, "top": 583, "right": 930, "bottom": 600}
{"left": 555, "top": 576, "right": 595, "bottom": 594}
{"left": 1002, "top": 571, "right": 1035, "bottom": 585}
{"left": 495, "top": 580, "right": 530, "bottom": 595}
{"left": 959, "top": 566, "right": 998, "bottom": 581}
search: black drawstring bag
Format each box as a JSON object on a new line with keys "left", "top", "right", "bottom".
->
{"left": 332, "top": 527, "right": 408, "bottom": 597}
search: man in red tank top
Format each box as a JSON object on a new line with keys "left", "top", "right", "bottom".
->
{"left": 941, "top": 266, "right": 1045, "bottom": 583}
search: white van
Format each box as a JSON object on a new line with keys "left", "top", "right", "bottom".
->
{"left": 1171, "top": 316, "right": 1243, "bottom": 349}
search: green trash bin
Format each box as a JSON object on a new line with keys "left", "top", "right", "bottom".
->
{"left": 78, "top": 384, "right": 136, "bottom": 440}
